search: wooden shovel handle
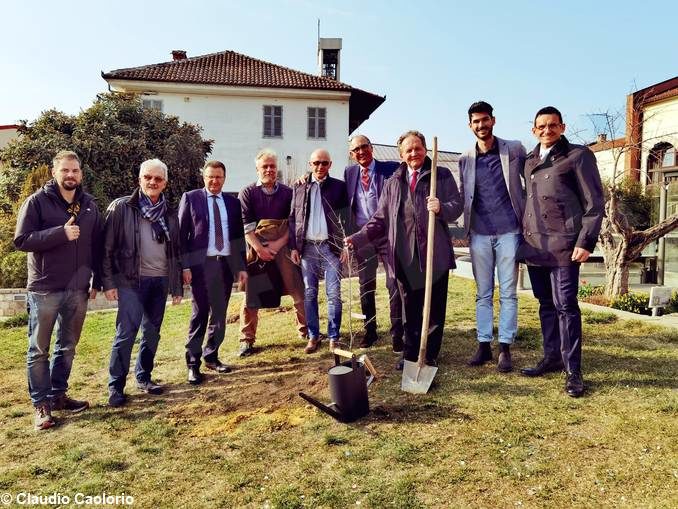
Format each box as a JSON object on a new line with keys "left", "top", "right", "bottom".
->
{"left": 332, "top": 348, "right": 355, "bottom": 359}
{"left": 418, "top": 137, "right": 438, "bottom": 367}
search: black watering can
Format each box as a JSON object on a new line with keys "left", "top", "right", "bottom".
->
{"left": 299, "top": 348, "right": 377, "bottom": 423}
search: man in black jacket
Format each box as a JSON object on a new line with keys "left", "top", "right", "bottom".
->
{"left": 289, "top": 149, "right": 348, "bottom": 353}
{"left": 519, "top": 106, "right": 604, "bottom": 397}
{"left": 103, "top": 159, "right": 183, "bottom": 407}
{"left": 14, "top": 150, "right": 102, "bottom": 430}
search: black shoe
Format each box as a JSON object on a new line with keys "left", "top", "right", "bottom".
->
{"left": 52, "top": 393, "right": 89, "bottom": 413}
{"left": 359, "top": 331, "right": 378, "bottom": 348}
{"left": 188, "top": 367, "right": 203, "bottom": 385}
{"left": 108, "top": 390, "right": 127, "bottom": 408}
{"left": 238, "top": 342, "right": 255, "bottom": 357}
{"left": 425, "top": 358, "right": 438, "bottom": 368}
{"left": 395, "top": 355, "right": 405, "bottom": 371}
{"left": 204, "top": 360, "right": 232, "bottom": 374}
{"left": 565, "top": 371, "right": 585, "bottom": 397}
{"left": 497, "top": 347, "right": 513, "bottom": 373}
{"left": 467, "top": 343, "right": 493, "bottom": 366}
{"left": 392, "top": 337, "right": 404, "bottom": 353}
{"left": 520, "top": 358, "right": 564, "bottom": 377}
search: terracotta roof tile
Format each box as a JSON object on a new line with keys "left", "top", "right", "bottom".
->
{"left": 102, "top": 50, "right": 352, "bottom": 91}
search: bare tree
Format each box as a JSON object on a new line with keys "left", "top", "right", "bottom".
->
{"left": 584, "top": 92, "right": 678, "bottom": 297}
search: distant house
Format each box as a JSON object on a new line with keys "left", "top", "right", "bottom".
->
{"left": 0, "top": 125, "right": 19, "bottom": 151}
{"left": 102, "top": 41, "right": 386, "bottom": 193}
{"left": 589, "top": 76, "right": 678, "bottom": 285}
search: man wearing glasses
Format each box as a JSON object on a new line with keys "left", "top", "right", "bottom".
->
{"left": 178, "top": 161, "right": 247, "bottom": 384}
{"left": 103, "top": 159, "right": 183, "bottom": 407}
{"left": 289, "top": 149, "right": 348, "bottom": 353}
{"left": 519, "top": 107, "right": 604, "bottom": 397}
{"left": 344, "top": 135, "right": 403, "bottom": 351}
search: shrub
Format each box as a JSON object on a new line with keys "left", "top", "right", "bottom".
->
{"left": 0, "top": 251, "right": 27, "bottom": 288}
{"left": 610, "top": 292, "right": 650, "bottom": 315}
{"left": 578, "top": 281, "right": 604, "bottom": 299}
{"left": 1, "top": 312, "right": 28, "bottom": 329}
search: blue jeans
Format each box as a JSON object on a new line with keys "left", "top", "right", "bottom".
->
{"left": 300, "top": 242, "right": 342, "bottom": 340}
{"left": 26, "top": 290, "right": 88, "bottom": 406}
{"left": 470, "top": 232, "right": 520, "bottom": 344}
{"left": 108, "top": 276, "right": 169, "bottom": 392}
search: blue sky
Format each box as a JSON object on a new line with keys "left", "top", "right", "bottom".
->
{"left": 2, "top": 0, "right": 676, "bottom": 152}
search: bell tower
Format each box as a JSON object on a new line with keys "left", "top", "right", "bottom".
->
{"left": 318, "top": 38, "right": 342, "bottom": 81}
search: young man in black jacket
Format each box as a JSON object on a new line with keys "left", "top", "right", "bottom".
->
{"left": 14, "top": 150, "right": 102, "bottom": 430}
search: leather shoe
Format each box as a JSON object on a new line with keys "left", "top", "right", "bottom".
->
{"left": 304, "top": 338, "right": 320, "bottom": 354}
{"left": 188, "top": 367, "right": 203, "bottom": 385}
{"left": 358, "top": 331, "right": 378, "bottom": 348}
{"left": 565, "top": 371, "right": 585, "bottom": 397}
{"left": 497, "top": 351, "right": 512, "bottom": 373}
{"left": 395, "top": 355, "right": 405, "bottom": 371}
{"left": 467, "top": 343, "right": 492, "bottom": 366}
{"left": 520, "top": 358, "right": 564, "bottom": 377}
{"left": 425, "top": 358, "right": 438, "bottom": 367}
{"left": 204, "top": 360, "right": 232, "bottom": 374}
{"left": 392, "top": 337, "right": 404, "bottom": 353}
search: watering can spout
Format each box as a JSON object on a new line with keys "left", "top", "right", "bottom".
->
{"left": 298, "top": 392, "right": 344, "bottom": 421}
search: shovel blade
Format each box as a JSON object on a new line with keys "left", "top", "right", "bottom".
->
{"left": 401, "top": 360, "right": 437, "bottom": 394}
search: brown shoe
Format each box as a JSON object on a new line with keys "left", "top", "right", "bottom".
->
{"left": 497, "top": 351, "right": 513, "bottom": 373}
{"left": 329, "top": 339, "right": 340, "bottom": 351}
{"left": 34, "top": 403, "right": 55, "bottom": 430}
{"left": 304, "top": 338, "right": 320, "bottom": 354}
{"left": 467, "top": 343, "right": 492, "bottom": 366}
{"left": 52, "top": 394, "right": 89, "bottom": 413}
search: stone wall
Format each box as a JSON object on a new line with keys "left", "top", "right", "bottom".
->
{"left": 0, "top": 288, "right": 194, "bottom": 317}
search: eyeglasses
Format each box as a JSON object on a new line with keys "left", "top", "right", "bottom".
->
{"left": 311, "top": 160, "right": 331, "bottom": 167}
{"left": 350, "top": 143, "right": 371, "bottom": 153}
{"left": 142, "top": 174, "right": 165, "bottom": 183}
{"left": 534, "top": 123, "right": 563, "bottom": 132}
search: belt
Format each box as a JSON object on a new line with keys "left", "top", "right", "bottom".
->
{"left": 305, "top": 239, "right": 328, "bottom": 245}
{"left": 206, "top": 255, "right": 228, "bottom": 260}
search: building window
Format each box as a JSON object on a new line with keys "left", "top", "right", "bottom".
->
{"left": 649, "top": 142, "right": 677, "bottom": 170}
{"left": 308, "top": 107, "right": 326, "bottom": 139}
{"left": 142, "top": 99, "right": 163, "bottom": 112}
{"left": 263, "top": 105, "right": 282, "bottom": 138}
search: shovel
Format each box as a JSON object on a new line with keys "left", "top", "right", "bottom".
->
{"left": 402, "top": 136, "right": 439, "bottom": 394}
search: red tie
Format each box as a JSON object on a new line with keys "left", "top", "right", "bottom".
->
{"left": 410, "top": 169, "right": 418, "bottom": 193}
{"left": 361, "top": 167, "right": 370, "bottom": 191}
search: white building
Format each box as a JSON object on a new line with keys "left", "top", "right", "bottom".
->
{"left": 102, "top": 45, "right": 386, "bottom": 193}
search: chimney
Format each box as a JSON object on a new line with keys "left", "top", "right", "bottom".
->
{"left": 597, "top": 133, "right": 608, "bottom": 143}
{"left": 317, "top": 38, "right": 342, "bottom": 80}
{"left": 172, "top": 50, "right": 187, "bottom": 61}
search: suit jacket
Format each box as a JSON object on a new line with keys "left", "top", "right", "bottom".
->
{"left": 344, "top": 159, "right": 399, "bottom": 234}
{"left": 458, "top": 136, "right": 526, "bottom": 237}
{"left": 519, "top": 136, "right": 604, "bottom": 266}
{"left": 178, "top": 188, "right": 247, "bottom": 276}
{"left": 351, "top": 157, "right": 463, "bottom": 278}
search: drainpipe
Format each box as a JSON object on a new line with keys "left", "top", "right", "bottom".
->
{"left": 657, "top": 175, "right": 667, "bottom": 285}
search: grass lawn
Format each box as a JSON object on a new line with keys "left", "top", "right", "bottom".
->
{"left": 0, "top": 275, "right": 676, "bottom": 508}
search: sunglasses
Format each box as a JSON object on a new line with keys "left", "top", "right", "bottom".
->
{"left": 142, "top": 174, "right": 165, "bottom": 183}
{"left": 311, "top": 160, "right": 331, "bottom": 167}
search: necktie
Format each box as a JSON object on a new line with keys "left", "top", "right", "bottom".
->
{"left": 212, "top": 195, "right": 224, "bottom": 251}
{"left": 410, "top": 169, "right": 418, "bottom": 193}
{"left": 361, "top": 167, "right": 370, "bottom": 191}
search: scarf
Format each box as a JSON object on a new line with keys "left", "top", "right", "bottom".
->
{"left": 138, "top": 190, "right": 170, "bottom": 243}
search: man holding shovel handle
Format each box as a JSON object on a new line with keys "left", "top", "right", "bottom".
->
{"left": 345, "top": 130, "right": 462, "bottom": 374}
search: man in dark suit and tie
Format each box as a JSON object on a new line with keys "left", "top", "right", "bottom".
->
{"left": 344, "top": 135, "right": 403, "bottom": 351}
{"left": 178, "top": 160, "right": 248, "bottom": 384}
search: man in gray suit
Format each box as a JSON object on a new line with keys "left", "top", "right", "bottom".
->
{"left": 458, "top": 101, "right": 526, "bottom": 372}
